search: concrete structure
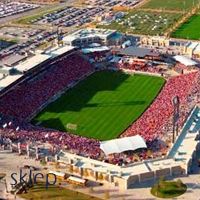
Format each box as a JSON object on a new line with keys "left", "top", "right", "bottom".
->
{"left": 63, "top": 28, "right": 123, "bottom": 47}
{"left": 183, "top": 42, "right": 200, "bottom": 58}
{"left": 0, "top": 44, "right": 74, "bottom": 91}
{"left": 56, "top": 106, "right": 200, "bottom": 191}
{"left": 141, "top": 36, "right": 170, "bottom": 47}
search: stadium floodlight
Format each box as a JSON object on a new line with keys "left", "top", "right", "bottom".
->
{"left": 172, "top": 96, "right": 180, "bottom": 143}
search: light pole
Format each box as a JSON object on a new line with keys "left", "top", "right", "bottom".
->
{"left": 172, "top": 96, "right": 180, "bottom": 143}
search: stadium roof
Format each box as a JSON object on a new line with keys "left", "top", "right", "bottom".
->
{"left": 0, "top": 74, "right": 22, "bottom": 91}
{"left": 46, "top": 45, "right": 75, "bottom": 57}
{"left": 100, "top": 135, "right": 147, "bottom": 155}
{"left": 173, "top": 55, "right": 198, "bottom": 66}
{"left": 82, "top": 46, "right": 110, "bottom": 54}
{"left": 63, "top": 28, "right": 116, "bottom": 41}
{"left": 0, "top": 54, "right": 27, "bottom": 67}
{"left": 115, "top": 46, "right": 159, "bottom": 58}
{"left": 15, "top": 54, "right": 51, "bottom": 72}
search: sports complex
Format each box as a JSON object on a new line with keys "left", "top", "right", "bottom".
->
{"left": 0, "top": 30, "right": 200, "bottom": 191}
{"left": 1, "top": 0, "right": 200, "bottom": 196}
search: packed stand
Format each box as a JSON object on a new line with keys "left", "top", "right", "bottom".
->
{"left": 0, "top": 53, "right": 93, "bottom": 120}
{"left": 122, "top": 71, "right": 200, "bottom": 141}
{"left": 0, "top": 115, "right": 100, "bottom": 159}
{"left": 116, "top": 58, "right": 162, "bottom": 74}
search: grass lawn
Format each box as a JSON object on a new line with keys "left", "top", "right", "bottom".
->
{"left": 142, "top": 0, "right": 199, "bottom": 11}
{"left": 98, "top": 10, "right": 181, "bottom": 36}
{"left": 171, "top": 14, "right": 200, "bottom": 40}
{"left": 19, "top": 183, "right": 100, "bottom": 200}
{"left": 151, "top": 180, "right": 187, "bottom": 198}
{"left": 33, "top": 70, "right": 165, "bottom": 140}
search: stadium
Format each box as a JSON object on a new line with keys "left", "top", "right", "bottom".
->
{"left": 0, "top": 30, "right": 200, "bottom": 190}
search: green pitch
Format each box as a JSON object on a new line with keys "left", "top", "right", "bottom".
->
{"left": 33, "top": 70, "right": 165, "bottom": 140}
{"left": 142, "top": 0, "right": 198, "bottom": 11}
{"left": 172, "top": 14, "right": 200, "bottom": 40}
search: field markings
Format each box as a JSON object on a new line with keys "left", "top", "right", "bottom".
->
{"left": 34, "top": 71, "right": 165, "bottom": 140}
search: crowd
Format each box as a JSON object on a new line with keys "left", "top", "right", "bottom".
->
{"left": 0, "top": 53, "right": 93, "bottom": 120}
{"left": 174, "top": 63, "right": 193, "bottom": 74}
{"left": 0, "top": 52, "right": 200, "bottom": 164}
{"left": 116, "top": 58, "right": 162, "bottom": 74}
{"left": 0, "top": 115, "right": 101, "bottom": 159}
{"left": 122, "top": 71, "right": 200, "bottom": 142}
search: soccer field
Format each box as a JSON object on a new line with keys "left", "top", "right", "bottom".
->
{"left": 142, "top": 0, "right": 199, "bottom": 11}
{"left": 172, "top": 14, "right": 200, "bottom": 40}
{"left": 33, "top": 71, "right": 165, "bottom": 140}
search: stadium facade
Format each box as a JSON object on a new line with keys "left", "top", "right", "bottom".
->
{"left": 0, "top": 28, "right": 200, "bottom": 191}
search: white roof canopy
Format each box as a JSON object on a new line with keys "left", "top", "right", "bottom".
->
{"left": 15, "top": 54, "right": 50, "bottom": 72}
{"left": 173, "top": 55, "right": 198, "bottom": 66}
{"left": 100, "top": 135, "right": 147, "bottom": 155}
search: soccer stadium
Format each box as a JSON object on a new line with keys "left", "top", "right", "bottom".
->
{"left": 0, "top": 28, "right": 200, "bottom": 193}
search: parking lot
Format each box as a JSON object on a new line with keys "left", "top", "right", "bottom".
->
{"left": 0, "top": 2, "right": 39, "bottom": 19}
{"left": 0, "top": 26, "right": 59, "bottom": 60}
{"left": 30, "top": 6, "right": 105, "bottom": 27}
{"left": 0, "top": 26, "right": 43, "bottom": 40}
{"left": 85, "top": 0, "right": 142, "bottom": 8}
{"left": 24, "top": 0, "right": 143, "bottom": 28}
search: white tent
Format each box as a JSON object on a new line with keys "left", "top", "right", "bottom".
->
{"left": 173, "top": 55, "right": 198, "bottom": 66}
{"left": 100, "top": 135, "right": 147, "bottom": 155}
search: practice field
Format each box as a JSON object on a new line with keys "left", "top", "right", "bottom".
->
{"left": 142, "top": 0, "right": 199, "bottom": 11}
{"left": 98, "top": 11, "right": 181, "bottom": 36}
{"left": 34, "top": 70, "right": 165, "bottom": 140}
{"left": 172, "top": 14, "right": 200, "bottom": 40}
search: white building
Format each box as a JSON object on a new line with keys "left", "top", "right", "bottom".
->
{"left": 56, "top": 106, "right": 200, "bottom": 190}
{"left": 63, "top": 28, "right": 123, "bottom": 47}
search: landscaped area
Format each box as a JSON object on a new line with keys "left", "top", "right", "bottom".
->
{"left": 19, "top": 183, "right": 100, "bottom": 200}
{"left": 98, "top": 10, "right": 181, "bottom": 36}
{"left": 151, "top": 179, "right": 187, "bottom": 198}
{"left": 33, "top": 70, "right": 165, "bottom": 140}
{"left": 142, "top": 0, "right": 199, "bottom": 11}
{"left": 172, "top": 13, "right": 200, "bottom": 40}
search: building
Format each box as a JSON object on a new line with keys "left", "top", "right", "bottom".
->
{"left": 55, "top": 106, "right": 200, "bottom": 191}
{"left": 141, "top": 36, "right": 170, "bottom": 47}
{"left": 113, "top": 46, "right": 160, "bottom": 60}
{"left": 0, "top": 44, "right": 75, "bottom": 91}
{"left": 63, "top": 28, "right": 123, "bottom": 47}
{"left": 183, "top": 41, "right": 200, "bottom": 58}
{"left": 0, "top": 54, "right": 27, "bottom": 67}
